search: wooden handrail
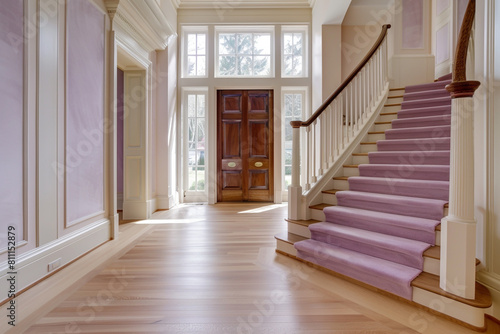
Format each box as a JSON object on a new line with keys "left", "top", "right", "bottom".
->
{"left": 452, "top": 0, "right": 475, "bottom": 83}
{"left": 446, "top": 0, "right": 480, "bottom": 98}
{"left": 291, "top": 24, "right": 391, "bottom": 129}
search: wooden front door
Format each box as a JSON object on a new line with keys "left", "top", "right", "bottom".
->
{"left": 217, "top": 90, "right": 274, "bottom": 202}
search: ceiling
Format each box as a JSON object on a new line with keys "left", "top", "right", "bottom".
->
{"left": 171, "top": 0, "right": 314, "bottom": 9}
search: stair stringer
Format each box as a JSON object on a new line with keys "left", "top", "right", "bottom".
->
{"left": 301, "top": 84, "right": 390, "bottom": 220}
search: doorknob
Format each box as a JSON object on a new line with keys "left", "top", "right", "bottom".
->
{"left": 228, "top": 162, "right": 236, "bottom": 168}
{"left": 254, "top": 162, "right": 263, "bottom": 168}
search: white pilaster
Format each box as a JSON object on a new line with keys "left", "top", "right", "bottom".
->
{"left": 289, "top": 125, "right": 303, "bottom": 220}
{"left": 440, "top": 94, "right": 478, "bottom": 299}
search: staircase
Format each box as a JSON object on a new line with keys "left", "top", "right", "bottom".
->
{"left": 276, "top": 76, "right": 492, "bottom": 330}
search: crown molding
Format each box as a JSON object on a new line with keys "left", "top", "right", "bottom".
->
{"left": 175, "top": 0, "right": 312, "bottom": 9}
{"left": 112, "top": 0, "right": 176, "bottom": 53}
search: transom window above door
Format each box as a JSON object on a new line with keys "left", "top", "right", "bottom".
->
{"left": 215, "top": 26, "right": 275, "bottom": 78}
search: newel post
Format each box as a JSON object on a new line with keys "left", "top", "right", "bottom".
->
{"left": 288, "top": 121, "right": 303, "bottom": 220}
{"left": 440, "top": 0, "right": 480, "bottom": 299}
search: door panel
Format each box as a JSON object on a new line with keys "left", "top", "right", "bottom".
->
{"left": 217, "top": 90, "right": 273, "bottom": 202}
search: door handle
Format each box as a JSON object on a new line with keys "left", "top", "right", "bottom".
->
{"left": 254, "top": 162, "right": 263, "bottom": 168}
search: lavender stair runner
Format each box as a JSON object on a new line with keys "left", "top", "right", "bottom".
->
{"left": 385, "top": 125, "right": 450, "bottom": 140}
{"left": 404, "top": 89, "right": 450, "bottom": 101}
{"left": 368, "top": 151, "right": 450, "bottom": 165}
{"left": 323, "top": 206, "right": 440, "bottom": 244}
{"left": 401, "top": 96, "right": 451, "bottom": 110}
{"left": 294, "top": 78, "right": 451, "bottom": 300}
{"left": 358, "top": 164, "right": 449, "bottom": 181}
{"left": 377, "top": 137, "right": 450, "bottom": 152}
{"left": 392, "top": 115, "right": 451, "bottom": 129}
{"left": 309, "top": 223, "right": 431, "bottom": 269}
{"left": 348, "top": 176, "right": 449, "bottom": 201}
{"left": 295, "top": 240, "right": 421, "bottom": 300}
{"left": 397, "top": 105, "right": 450, "bottom": 119}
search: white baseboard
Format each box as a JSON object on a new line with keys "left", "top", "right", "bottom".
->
{"left": 0, "top": 219, "right": 110, "bottom": 304}
{"left": 148, "top": 198, "right": 157, "bottom": 216}
{"left": 122, "top": 200, "right": 149, "bottom": 220}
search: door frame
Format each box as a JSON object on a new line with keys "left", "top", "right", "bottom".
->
{"left": 216, "top": 89, "right": 274, "bottom": 202}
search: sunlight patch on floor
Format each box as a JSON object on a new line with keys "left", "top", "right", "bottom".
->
{"left": 133, "top": 218, "right": 205, "bottom": 225}
{"left": 238, "top": 203, "right": 287, "bottom": 214}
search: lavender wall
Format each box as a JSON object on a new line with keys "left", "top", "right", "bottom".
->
{"left": 402, "top": 0, "right": 424, "bottom": 49}
{"left": 0, "top": 0, "right": 24, "bottom": 245}
{"left": 117, "top": 68, "right": 124, "bottom": 194}
{"left": 66, "top": 0, "right": 105, "bottom": 224}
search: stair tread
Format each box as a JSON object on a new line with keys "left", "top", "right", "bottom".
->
{"left": 385, "top": 103, "right": 402, "bottom": 107}
{"left": 285, "top": 218, "right": 320, "bottom": 227}
{"left": 380, "top": 112, "right": 398, "bottom": 116}
{"left": 423, "top": 246, "right": 440, "bottom": 259}
{"left": 343, "top": 164, "right": 359, "bottom": 168}
{"left": 352, "top": 153, "right": 369, "bottom": 156}
{"left": 389, "top": 87, "right": 405, "bottom": 91}
{"left": 411, "top": 272, "right": 492, "bottom": 308}
{"left": 387, "top": 95, "right": 404, "bottom": 99}
{"left": 361, "top": 142, "right": 377, "bottom": 145}
{"left": 375, "top": 121, "right": 392, "bottom": 124}
{"left": 368, "top": 131, "right": 385, "bottom": 134}
{"left": 309, "top": 203, "right": 334, "bottom": 210}
{"left": 333, "top": 176, "right": 349, "bottom": 181}
{"left": 322, "top": 189, "right": 341, "bottom": 195}
{"left": 275, "top": 232, "right": 308, "bottom": 244}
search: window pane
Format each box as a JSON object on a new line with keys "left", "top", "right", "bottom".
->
{"left": 188, "top": 95, "right": 196, "bottom": 117}
{"left": 294, "top": 94, "right": 302, "bottom": 117}
{"left": 284, "top": 55, "right": 293, "bottom": 76}
{"left": 197, "top": 56, "right": 206, "bottom": 76}
{"left": 187, "top": 56, "right": 197, "bottom": 76}
{"left": 238, "top": 56, "right": 252, "bottom": 76}
{"left": 197, "top": 118, "right": 205, "bottom": 142}
{"left": 197, "top": 34, "right": 206, "bottom": 54}
{"left": 237, "top": 33, "right": 252, "bottom": 55}
{"left": 219, "top": 34, "right": 236, "bottom": 54}
{"left": 187, "top": 34, "right": 196, "bottom": 55}
{"left": 284, "top": 94, "right": 293, "bottom": 117}
{"left": 253, "top": 56, "right": 270, "bottom": 76}
{"left": 284, "top": 33, "right": 293, "bottom": 55}
{"left": 293, "top": 56, "right": 303, "bottom": 76}
{"left": 254, "top": 34, "right": 271, "bottom": 55}
{"left": 219, "top": 56, "right": 236, "bottom": 76}
{"left": 188, "top": 118, "right": 196, "bottom": 142}
{"left": 197, "top": 95, "right": 205, "bottom": 117}
{"left": 293, "top": 33, "right": 303, "bottom": 56}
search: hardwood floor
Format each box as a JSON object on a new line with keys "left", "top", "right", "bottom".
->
{"left": 21, "top": 203, "right": 500, "bottom": 333}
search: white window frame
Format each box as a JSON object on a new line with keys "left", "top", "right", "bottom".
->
{"left": 281, "top": 87, "right": 308, "bottom": 194}
{"left": 281, "top": 26, "right": 308, "bottom": 78}
{"left": 182, "top": 88, "right": 209, "bottom": 203}
{"left": 214, "top": 26, "right": 275, "bottom": 78}
{"left": 181, "top": 26, "right": 208, "bottom": 78}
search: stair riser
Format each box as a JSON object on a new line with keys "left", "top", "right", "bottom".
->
{"left": 389, "top": 89, "right": 405, "bottom": 97}
{"left": 310, "top": 208, "right": 325, "bottom": 221}
{"left": 287, "top": 222, "right": 311, "bottom": 238}
{"left": 333, "top": 179, "right": 349, "bottom": 190}
{"left": 276, "top": 239, "right": 298, "bottom": 257}
{"left": 353, "top": 155, "right": 369, "bottom": 164}
{"left": 367, "top": 133, "right": 385, "bottom": 141}
{"left": 360, "top": 144, "right": 377, "bottom": 153}
{"left": 386, "top": 96, "right": 404, "bottom": 104}
{"left": 383, "top": 105, "right": 401, "bottom": 113}
{"left": 322, "top": 193, "right": 338, "bottom": 205}
{"left": 378, "top": 113, "right": 398, "bottom": 122}
{"left": 436, "top": 230, "right": 441, "bottom": 246}
{"left": 343, "top": 167, "right": 359, "bottom": 177}
{"left": 374, "top": 123, "right": 392, "bottom": 132}
{"left": 423, "top": 257, "right": 440, "bottom": 276}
